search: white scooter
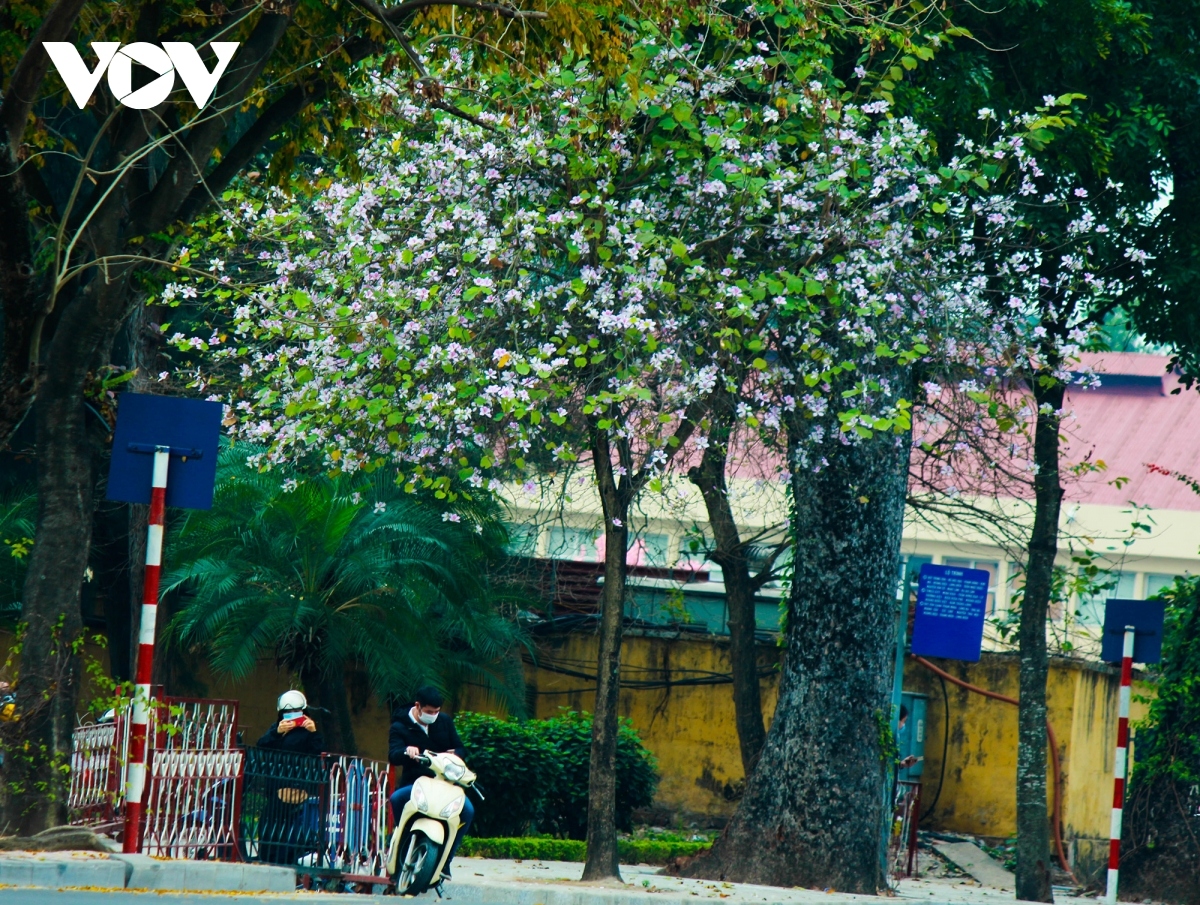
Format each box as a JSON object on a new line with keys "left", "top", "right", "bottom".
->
{"left": 386, "top": 751, "right": 480, "bottom": 896}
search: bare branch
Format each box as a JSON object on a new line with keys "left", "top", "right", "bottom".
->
{"left": 139, "top": 12, "right": 292, "bottom": 233}
{"left": 750, "top": 537, "right": 792, "bottom": 592}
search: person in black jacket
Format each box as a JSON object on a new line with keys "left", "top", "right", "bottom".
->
{"left": 257, "top": 688, "right": 325, "bottom": 755}
{"left": 387, "top": 686, "right": 473, "bottom": 880}
{"left": 254, "top": 690, "right": 325, "bottom": 864}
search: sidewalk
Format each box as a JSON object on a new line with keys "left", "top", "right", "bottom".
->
{"left": 0, "top": 849, "right": 295, "bottom": 893}
{"left": 432, "top": 857, "right": 1084, "bottom": 905}
{"left": 0, "top": 851, "right": 1111, "bottom": 903}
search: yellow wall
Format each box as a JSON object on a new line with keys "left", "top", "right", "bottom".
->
{"left": 900, "top": 655, "right": 1151, "bottom": 842}
{"left": 488, "top": 631, "right": 782, "bottom": 823}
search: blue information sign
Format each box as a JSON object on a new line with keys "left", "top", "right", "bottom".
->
{"left": 106, "top": 393, "right": 223, "bottom": 510}
{"left": 910, "top": 564, "right": 990, "bottom": 662}
{"left": 1101, "top": 599, "right": 1166, "bottom": 665}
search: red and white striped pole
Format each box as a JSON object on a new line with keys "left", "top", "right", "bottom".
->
{"left": 1105, "top": 624, "right": 1135, "bottom": 904}
{"left": 122, "top": 446, "right": 170, "bottom": 854}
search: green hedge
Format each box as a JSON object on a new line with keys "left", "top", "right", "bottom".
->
{"left": 458, "top": 837, "right": 711, "bottom": 865}
{"left": 456, "top": 710, "right": 658, "bottom": 839}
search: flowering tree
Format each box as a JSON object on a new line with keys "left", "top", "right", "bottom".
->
{"left": 0, "top": 0, "right": 644, "bottom": 831}
{"left": 169, "top": 5, "right": 1135, "bottom": 888}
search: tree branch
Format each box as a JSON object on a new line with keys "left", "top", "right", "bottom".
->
{"left": 138, "top": 11, "right": 292, "bottom": 233}
{"left": 750, "top": 537, "right": 791, "bottom": 592}
{"left": 384, "top": 0, "right": 548, "bottom": 23}
{"left": 0, "top": 0, "right": 89, "bottom": 157}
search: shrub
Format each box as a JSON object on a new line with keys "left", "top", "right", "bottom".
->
{"left": 536, "top": 710, "right": 659, "bottom": 840}
{"left": 458, "top": 837, "right": 710, "bottom": 864}
{"left": 457, "top": 709, "right": 658, "bottom": 840}
{"left": 453, "top": 712, "right": 561, "bottom": 837}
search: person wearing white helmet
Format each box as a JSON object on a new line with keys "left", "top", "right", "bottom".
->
{"left": 256, "top": 689, "right": 324, "bottom": 755}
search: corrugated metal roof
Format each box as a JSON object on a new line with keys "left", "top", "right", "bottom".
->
{"left": 1064, "top": 353, "right": 1200, "bottom": 511}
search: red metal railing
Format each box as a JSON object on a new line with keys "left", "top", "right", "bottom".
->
{"left": 142, "top": 748, "right": 244, "bottom": 860}
{"left": 70, "top": 694, "right": 240, "bottom": 845}
{"left": 68, "top": 721, "right": 124, "bottom": 829}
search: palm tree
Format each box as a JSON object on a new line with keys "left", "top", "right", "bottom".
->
{"left": 164, "top": 446, "right": 526, "bottom": 754}
{"left": 0, "top": 483, "right": 35, "bottom": 629}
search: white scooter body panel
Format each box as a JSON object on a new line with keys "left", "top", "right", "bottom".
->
{"left": 387, "top": 752, "right": 474, "bottom": 890}
{"left": 410, "top": 816, "right": 446, "bottom": 844}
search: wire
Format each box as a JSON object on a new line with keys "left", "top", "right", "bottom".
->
{"left": 524, "top": 655, "right": 778, "bottom": 691}
{"left": 914, "top": 656, "right": 1078, "bottom": 884}
{"left": 919, "top": 674, "right": 950, "bottom": 821}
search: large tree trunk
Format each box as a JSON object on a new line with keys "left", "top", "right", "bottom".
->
{"left": 1014, "top": 376, "right": 1064, "bottom": 903}
{"left": 681, "top": 420, "right": 909, "bottom": 891}
{"left": 687, "top": 402, "right": 767, "bottom": 775}
{"left": 581, "top": 425, "right": 631, "bottom": 882}
{"left": 3, "top": 348, "right": 97, "bottom": 831}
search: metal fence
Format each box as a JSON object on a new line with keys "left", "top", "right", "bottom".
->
{"left": 889, "top": 779, "right": 921, "bottom": 879}
{"left": 68, "top": 721, "right": 124, "bottom": 829}
{"left": 142, "top": 748, "right": 244, "bottom": 860}
{"left": 69, "top": 695, "right": 240, "bottom": 842}
{"left": 324, "top": 755, "right": 391, "bottom": 880}
{"left": 240, "top": 747, "right": 331, "bottom": 868}
{"left": 70, "top": 700, "right": 392, "bottom": 883}
{"left": 238, "top": 749, "right": 393, "bottom": 881}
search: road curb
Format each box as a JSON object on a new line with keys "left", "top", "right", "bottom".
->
{"left": 0, "top": 853, "right": 127, "bottom": 890}
{"left": 0, "top": 852, "right": 296, "bottom": 893}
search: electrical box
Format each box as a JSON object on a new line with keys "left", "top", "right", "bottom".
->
{"left": 898, "top": 691, "right": 928, "bottom": 780}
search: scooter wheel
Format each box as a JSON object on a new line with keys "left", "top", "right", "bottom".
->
{"left": 393, "top": 833, "right": 439, "bottom": 896}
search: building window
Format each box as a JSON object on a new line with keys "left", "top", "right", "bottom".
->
{"left": 629, "top": 533, "right": 670, "bottom": 568}
{"left": 548, "top": 527, "right": 599, "bottom": 562}
{"left": 943, "top": 558, "right": 1000, "bottom": 613}
{"left": 505, "top": 524, "right": 539, "bottom": 557}
{"left": 1144, "top": 572, "right": 1181, "bottom": 599}
{"left": 1077, "top": 571, "right": 1137, "bottom": 625}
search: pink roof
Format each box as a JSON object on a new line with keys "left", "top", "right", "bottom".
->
{"left": 1064, "top": 352, "right": 1200, "bottom": 511}
{"left": 719, "top": 352, "right": 1200, "bottom": 512}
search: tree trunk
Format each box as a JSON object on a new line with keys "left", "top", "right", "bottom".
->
{"left": 3, "top": 357, "right": 95, "bottom": 831}
{"left": 687, "top": 403, "right": 767, "bottom": 775}
{"left": 681, "top": 420, "right": 909, "bottom": 891}
{"left": 1014, "top": 376, "right": 1064, "bottom": 903}
{"left": 581, "top": 426, "right": 631, "bottom": 882}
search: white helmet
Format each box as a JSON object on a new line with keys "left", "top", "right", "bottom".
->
{"left": 277, "top": 690, "right": 307, "bottom": 712}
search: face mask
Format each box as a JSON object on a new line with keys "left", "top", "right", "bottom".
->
{"left": 282, "top": 710, "right": 304, "bottom": 721}
{"left": 418, "top": 711, "right": 438, "bottom": 725}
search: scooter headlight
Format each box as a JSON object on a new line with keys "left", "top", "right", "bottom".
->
{"left": 412, "top": 783, "right": 428, "bottom": 811}
{"left": 443, "top": 760, "right": 466, "bottom": 782}
{"left": 440, "top": 795, "right": 465, "bottom": 818}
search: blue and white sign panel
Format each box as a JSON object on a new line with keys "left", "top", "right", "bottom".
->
{"left": 1101, "top": 599, "right": 1166, "bottom": 665}
{"left": 910, "top": 564, "right": 990, "bottom": 662}
{"left": 106, "top": 393, "right": 223, "bottom": 510}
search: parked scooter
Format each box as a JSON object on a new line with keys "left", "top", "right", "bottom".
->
{"left": 385, "top": 750, "right": 480, "bottom": 896}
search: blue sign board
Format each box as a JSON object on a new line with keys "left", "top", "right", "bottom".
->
{"left": 1101, "top": 599, "right": 1166, "bottom": 665}
{"left": 910, "top": 564, "right": 990, "bottom": 662}
{"left": 106, "top": 393, "right": 223, "bottom": 510}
